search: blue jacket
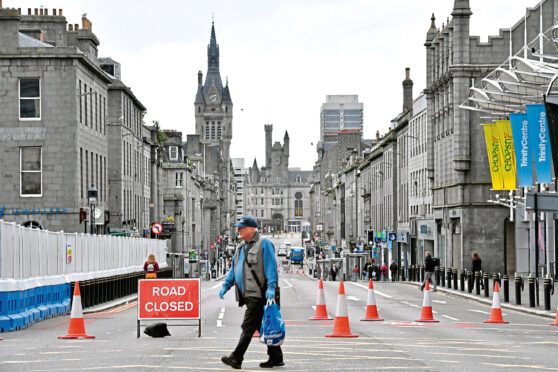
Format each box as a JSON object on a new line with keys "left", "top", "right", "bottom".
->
{"left": 223, "top": 235, "right": 278, "bottom": 296}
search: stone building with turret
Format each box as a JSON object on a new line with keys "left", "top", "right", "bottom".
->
{"left": 245, "top": 125, "right": 312, "bottom": 233}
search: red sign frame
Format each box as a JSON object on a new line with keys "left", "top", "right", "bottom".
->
{"left": 151, "top": 222, "right": 163, "bottom": 235}
{"left": 138, "top": 278, "right": 200, "bottom": 320}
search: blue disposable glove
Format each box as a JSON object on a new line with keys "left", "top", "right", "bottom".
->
{"left": 219, "top": 287, "right": 227, "bottom": 299}
{"left": 265, "top": 287, "right": 275, "bottom": 299}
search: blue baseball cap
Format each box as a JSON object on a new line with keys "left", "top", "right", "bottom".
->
{"left": 234, "top": 216, "right": 258, "bottom": 228}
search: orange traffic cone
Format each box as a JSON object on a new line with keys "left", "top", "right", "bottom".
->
{"left": 361, "top": 279, "right": 383, "bottom": 321}
{"left": 484, "top": 282, "right": 508, "bottom": 324}
{"left": 550, "top": 304, "right": 558, "bottom": 326}
{"left": 416, "top": 280, "right": 439, "bottom": 323}
{"left": 58, "top": 282, "right": 95, "bottom": 339}
{"left": 310, "top": 278, "right": 332, "bottom": 320}
{"left": 253, "top": 329, "right": 260, "bottom": 338}
{"left": 325, "top": 281, "right": 358, "bottom": 338}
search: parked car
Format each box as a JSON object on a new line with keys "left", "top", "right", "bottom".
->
{"left": 278, "top": 244, "right": 287, "bottom": 256}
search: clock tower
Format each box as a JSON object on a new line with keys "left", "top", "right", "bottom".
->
{"left": 194, "top": 21, "right": 233, "bottom": 164}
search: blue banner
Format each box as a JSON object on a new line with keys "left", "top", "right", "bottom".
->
{"left": 526, "top": 104, "right": 552, "bottom": 183}
{"left": 510, "top": 113, "right": 533, "bottom": 187}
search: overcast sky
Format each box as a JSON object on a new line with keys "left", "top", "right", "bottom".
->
{"left": 12, "top": 0, "right": 541, "bottom": 170}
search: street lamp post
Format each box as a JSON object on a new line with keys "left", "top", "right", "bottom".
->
{"left": 88, "top": 184, "right": 98, "bottom": 235}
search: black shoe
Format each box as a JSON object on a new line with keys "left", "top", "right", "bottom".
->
{"left": 221, "top": 355, "right": 242, "bottom": 369}
{"left": 260, "top": 360, "right": 285, "bottom": 368}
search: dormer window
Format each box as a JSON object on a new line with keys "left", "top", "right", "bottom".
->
{"left": 169, "top": 146, "right": 178, "bottom": 161}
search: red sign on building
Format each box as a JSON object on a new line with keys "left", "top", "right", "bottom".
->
{"left": 138, "top": 279, "right": 200, "bottom": 320}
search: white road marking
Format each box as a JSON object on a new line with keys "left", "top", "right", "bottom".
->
{"left": 432, "top": 300, "right": 446, "bottom": 304}
{"left": 346, "top": 296, "right": 360, "bottom": 302}
{"left": 282, "top": 279, "right": 293, "bottom": 288}
{"left": 217, "top": 307, "right": 225, "bottom": 327}
{"left": 401, "top": 301, "right": 420, "bottom": 308}
{"left": 442, "top": 315, "right": 459, "bottom": 321}
{"left": 346, "top": 281, "right": 393, "bottom": 298}
{"left": 468, "top": 309, "right": 490, "bottom": 315}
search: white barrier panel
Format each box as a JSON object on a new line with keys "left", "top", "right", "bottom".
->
{"left": 0, "top": 219, "right": 168, "bottom": 284}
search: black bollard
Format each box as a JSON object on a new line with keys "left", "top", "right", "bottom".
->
{"left": 475, "top": 271, "right": 481, "bottom": 295}
{"left": 493, "top": 273, "right": 500, "bottom": 290}
{"left": 420, "top": 265, "right": 425, "bottom": 283}
{"left": 544, "top": 278, "right": 552, "bottom": 311}
{"left": 440, "top": 267, "right": 445, "bottom": 287}
{"left": 467, "top": 271, "right": 473, "bottom": 293}
{"left": 515, "top": 276, "right": 522, "bottom": 305}
{"left": 411, "top": 265, "right": 415, "bottom": 282}
{"left": 434, "top": 267, "right": 440, "bottom": 287}
{"left": 529, "top": 277, "right": 535, "bottom": 308}
{"left": 447, "top": 268, "right": 452, "bottom": 288}
{"left": 503, "top": 275, "right": 509, "bottom": 303}
{"left": 459, "top": 270, "right": 465, "bottom": 292}
{"left": 453, "top": 268, "right": 458, "bottom": 290}
{"left": 483, "top": 273, "right": 489, "bottom": 297}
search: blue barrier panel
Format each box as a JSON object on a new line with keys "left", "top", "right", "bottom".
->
{"left": 55, "top": 284, "right": 70, "bottom": 315}
{"left": 45, "top": 286, "right": 57, "bottom": 318}
{"left": 28, "top": 288, "right": 40, "bottom": 324}
{"left": 0, "top": 291, "right": 12, "bottom": 332}
{"left": 36, "top": 286, "right": 48, "bottom": 321}
{"left": 6, "top": 291, "right": 25, "bottom": 331}
{"left": 20, "top": 290, "right": 33, "bottom": 327}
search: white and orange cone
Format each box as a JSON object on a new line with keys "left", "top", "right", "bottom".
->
{"left": 310, "top": 278, "right": 332, "bottom": 320}
{"left": 484, "top": 282, "right": 508, "bottom": 324}
{"left": 253, "top": 329, "right": 260, "bottom": 338}
{"left": 325, "top": 281, "right": 358, "bottom": 338}
{"left": 58, "top": 282, "right": 95, "bottom": 339}
{"left": 361, "top": 279, "right": 383, "bottom": 321}
{"left": 415, "top": 280, "right": 439, "bottom": 323}
{"left": 550, "top": 304, "right": 558, "bottom": 326}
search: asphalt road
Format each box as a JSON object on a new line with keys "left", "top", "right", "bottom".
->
{"left": 1, "top": 241, "right": 558, "bottom": 371}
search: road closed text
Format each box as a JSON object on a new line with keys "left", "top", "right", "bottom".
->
{"left": 144, "top": 301, "right": 193, "bottom": 312}
{"left": 138, "top": 279, "right": 200, "bottom": 319}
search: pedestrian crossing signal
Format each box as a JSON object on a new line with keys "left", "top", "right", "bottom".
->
{"left": 367, "top": 229, "right": 374, "bottom": 246}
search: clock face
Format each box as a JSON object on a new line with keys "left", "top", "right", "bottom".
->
{"left": 274, "top": 156, "right": 281, "bottom": 165}
{"left": 208, "top": 93, "right": 217, "bottom": 103}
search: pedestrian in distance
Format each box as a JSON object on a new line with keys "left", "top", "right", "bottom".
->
{"left": 472, "top": 251, "right": 484, "bottom": 290}
{"left": 380, "top": 262, "right": 388, "bottom": 281}
{"left": 330, "top": 263, "right": 338, "bottom": 281}
{"left": 352, "top": 265, "right": 359, "bottom": 281}
{"left": 143, "top": 254, "right": 159, "bottom": 279}
{"left": 420, "top": 251, "right": 437, "bottom": 292}
{"left": 219, "top": 216, "right": 283, "bottom": 370}
{"left": 390, "top": 260, "right": 398, "bottom": 282}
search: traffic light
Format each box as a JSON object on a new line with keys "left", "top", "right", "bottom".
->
{"left": 79, "top": 208, "right": 87, "bottom": 223}
{"left": 367, "top": 229, "right": 374, "bottom": 246}
{"left": 217, "top": 237, "right": 222, "bottom": 243}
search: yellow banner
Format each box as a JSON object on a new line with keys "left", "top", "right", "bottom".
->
{"left": 495, "top": 120, "right": 517, "bottom": 190}
{"left": 483, "top": 124, "right": 504, "bottom": 190}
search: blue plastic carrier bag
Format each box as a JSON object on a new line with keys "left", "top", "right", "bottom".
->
{"left": 259, "top": 299, "right": 285, "bottom": 346}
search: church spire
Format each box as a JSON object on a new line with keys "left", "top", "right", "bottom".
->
{"left": 207, "top": 20, "right": 220, "bottom": 73}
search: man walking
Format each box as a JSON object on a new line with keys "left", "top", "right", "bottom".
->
{"left": 219, "top": 216, "right": 284, "bottom": 369}
{"left": 420, "top": 251, "right": 437, "bottom": 292}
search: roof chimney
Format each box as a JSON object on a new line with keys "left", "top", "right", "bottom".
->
{"left": 53, "top": 9, "right": 56, "bottom": 16}
{"left": 74, "top": 24, "right": 79, "bottom": 30}
{"left": 44, "top": 9, "right": 48, "bottom": 15}
{"left": 28, "top": 8, "right": 31, "bottom": 15}
{"left": 198, "top": 70, "right": 203, "bottom": 85}
{"left": 68, "top": 24, "right": 73, "bottom": 31}
{"left": 376, "top": 130, "right": 380, "bottom": 139}
{"left": 402, "top": 67, "right": 413, "bottom": 113}
{"left": 59, "top": 9, "right": 63, "bottom": 16}
{"left": 34, "top": 8, "right": 38, "bottom": 15}
{"left": 81, "top": 14, "right": 92, "bottom": 31}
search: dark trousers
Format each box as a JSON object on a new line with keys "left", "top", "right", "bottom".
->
{"left": 232, "top": 297, "right": 283, "bottom": 363}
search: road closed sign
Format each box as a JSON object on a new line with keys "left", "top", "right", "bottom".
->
{"left": 138, "top": 279, "right": 200, "bottom": 320}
